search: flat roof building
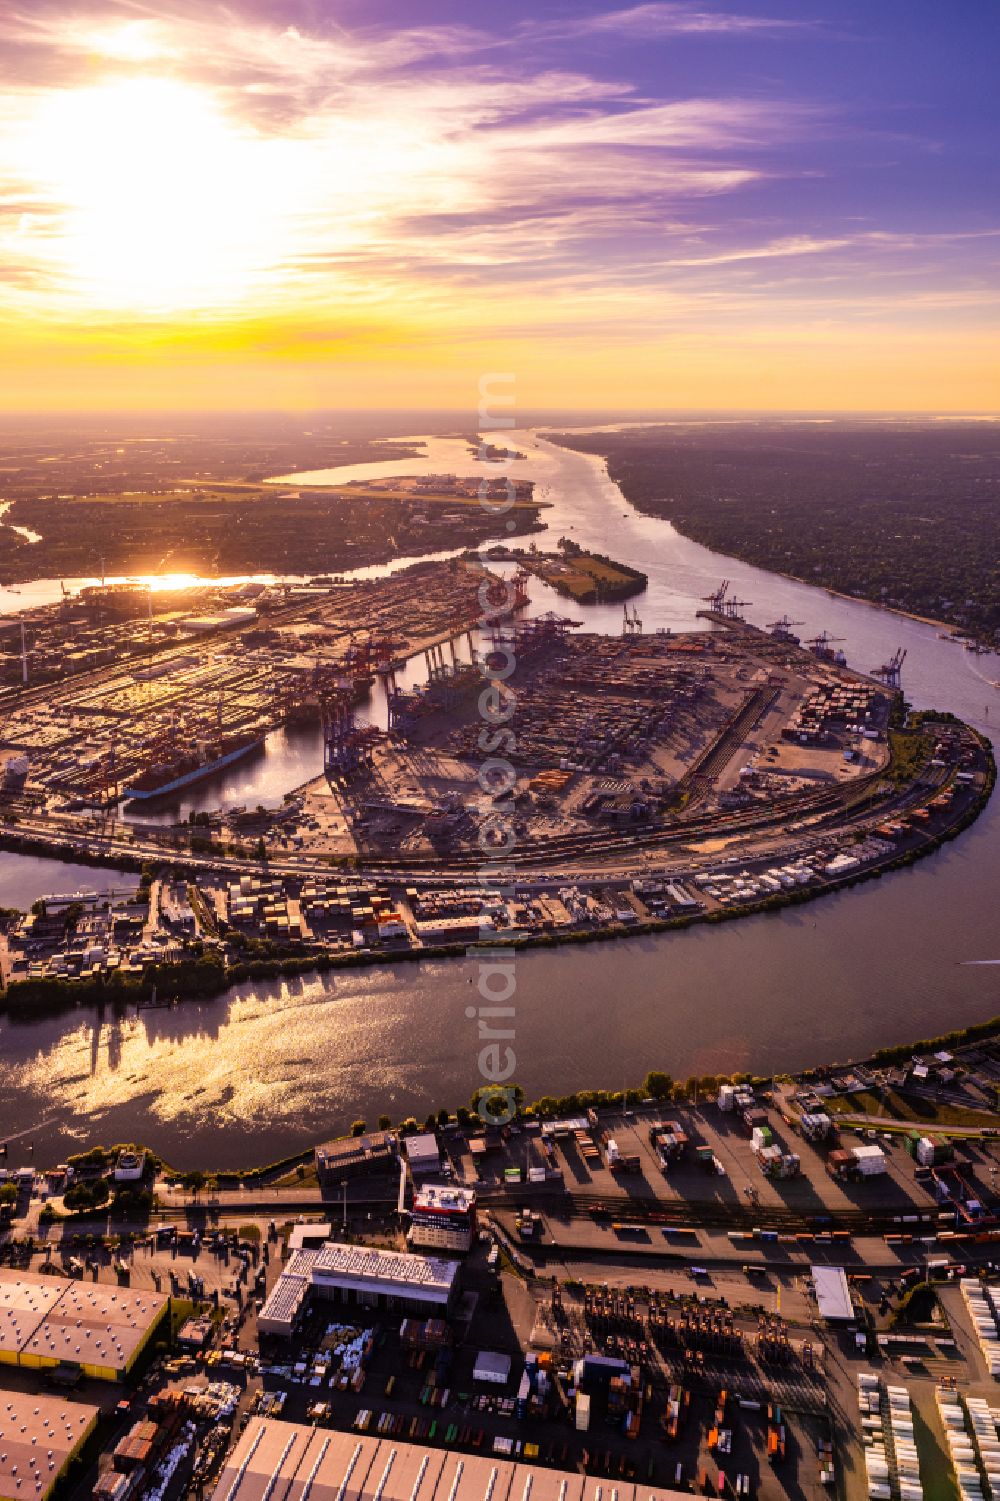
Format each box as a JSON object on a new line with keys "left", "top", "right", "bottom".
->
{"left": 410, "top": 1185, "right": 477, "bottom": 1254}
{"left": 0, "top": 1391, "right": 99, "bottom": 1501}
{"left": 0, "top": 1270, "right": 168, "bottom": 1381}
{"left": 812, "top": 1265, "right": 855, "bottom": 1323}
{"left": 405, "top": 1133, "right": 441, "bottom": 1175}
{"left": 213, "top": 1420, "right": 689, "bottom": 1501}
{"left": 316, "top": 1133, "right": 398, "bottom": 1187}
{"left": 258, "top": 1242, "right": 460, "bottom": 1338}
{"left": 473, "top": 1350, "right": 511, "bottom": 1385}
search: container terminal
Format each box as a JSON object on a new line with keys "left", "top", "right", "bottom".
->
{"left": 0, "top": 560, "right": 991, "bottom": 990}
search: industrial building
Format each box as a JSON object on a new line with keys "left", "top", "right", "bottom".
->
{"left": 0, "top": 1391, "right": 99, "bottom": 1501}
{"left": 405, "top": 1133, "right": 441, "bottom": 1176}
{"left": 316, "top": 1132, "right": 399, "bottom": 1186}
{"left": 812, "top": 1265, "right": 856, "bottom": 1324}
{"left": 0, "top": 1270, "right": 168, "bottom": 1381}
{"left": 409, "top": 1185, "right": 478, "bottom": 1253}
{"left": 258, "top": 1243, "right": 460, "bottom": 1338}
{"left": 212, "top": 1419, "right": 687, "bottom": 1501}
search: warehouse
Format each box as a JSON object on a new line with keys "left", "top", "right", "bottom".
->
{"left": 0, "top": 1270, "right": 168, "bottom": 1381}
{"left": 812, "top": 1265, "right": 855, "bottom": 1324}
{"left": 0, "top": 1391, "right": 99, "bottom": 1501}
{"left": 258, "top": 1243, "right": 460, "bottom": 1338}
{"left": 212, "top": 1419, "right": 688, "bottom": 1501}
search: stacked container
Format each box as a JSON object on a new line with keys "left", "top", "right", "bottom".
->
{"left": 960, "top": 1280, "right": 1000, "bottom": 1376}
{"left": 885, "top": 1384, "right": 922, "bottom": 1501}
{"left": 859, "top": 1373, "right": 891, "bottom": 1499}
{"left": 965, "top": 1397, "right": 1000, "bottom": 1499}
{"left": 936, "top": 1387, "right": 981, "bottom": 1501}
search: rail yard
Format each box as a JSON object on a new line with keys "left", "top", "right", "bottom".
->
{"left": 0, "top": 559, "right": 992, "bottom": 992}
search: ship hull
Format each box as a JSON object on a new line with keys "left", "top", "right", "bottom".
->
{"left": 123, "top": 735, "right": 265, "bottom": 801}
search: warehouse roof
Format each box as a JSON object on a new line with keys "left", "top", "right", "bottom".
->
{"left": 0, "top": 1391, "right": 99, "bottom": 1501}
{"left": 812, "top": 1265, "right": 855, "bottom": 1323}
{"left": 0, "top": 1269, "right": 168, "bottom": 1370}
{"left": 212, "top": 1422, "right": 690, "bottom": 1501}
{"left": 405, "top": 1133, "right": 441, "bottom": 1170}
{"left": 308, "top": 1242, "right": 458, "bottom": 1296}
{"left": 316, "top": 1133, "right": 397, "bottom": 1173}
{"left": 259, "top": 1244, "right": 459, "bottom": 1336}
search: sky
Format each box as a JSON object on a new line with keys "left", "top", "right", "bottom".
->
{"left": 1, "top": 0, "right": 998, "bottom": 412}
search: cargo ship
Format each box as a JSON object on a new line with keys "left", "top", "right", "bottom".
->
{"left": 123, "top": 728, "right": 265, "bottom": 801}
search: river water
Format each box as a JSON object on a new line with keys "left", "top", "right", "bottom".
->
{"left": 1, "top": 428, "right": 998, "bottom": 1167}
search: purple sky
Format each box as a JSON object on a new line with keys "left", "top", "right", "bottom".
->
{"left": 2, "top": 0, "right": 997, "bottom": 409}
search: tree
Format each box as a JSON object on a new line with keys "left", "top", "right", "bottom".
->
{"left": 0, "top": 1183, "right": 16, "bottom": 1209}
{"left": 350, "top": 1120, "right": 366, "bottom": 1137}
{"left": 643, "top": 1071, "right": 673, "bottom": 1101}
{"left": 182, "top": 1170, "right": 206, "bottom": 1197}
{"left": 436, "top": 1107, "right": 450, "bottom": 1127}
{"left": 377, "top": 1115, "right": 392, "bottom": 1131}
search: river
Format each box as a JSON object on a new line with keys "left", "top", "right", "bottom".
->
{"left": 0, "top": 427, "right": 998, "bottom": 1167}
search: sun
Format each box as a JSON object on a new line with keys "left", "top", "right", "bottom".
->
{"left": 21, "top": 77, "right": 303, "bottom": 314}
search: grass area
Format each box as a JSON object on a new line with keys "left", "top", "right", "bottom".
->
{"left": 169, "top": 1298, "right": 196, "bottom": 1340}
{"left": 273, "top": 1163, "right": 319, "bottom": 1189}
{"left": 887, "top": 729, "right": 934, "bottom": 786}
{"left": 826, "top": 1087, "right": 999, "bottom": 1129}
{"left": 531, "top": 549, "right": 647, "bottom": 603}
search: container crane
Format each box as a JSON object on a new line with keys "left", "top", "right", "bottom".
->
{"left": 872, "top": 647, "right": 907, "bottom": 689}
{"left": 704, "top": 581, "right": 730, "bottom": 613}
{"left": 767, "top": 616, "right": 803, "bottom": 643}
{"left": 622, "top": 602, "right": 642, "bottom": 637}
{"left": 806, "top": 632, "right": 846, "bottom": 664}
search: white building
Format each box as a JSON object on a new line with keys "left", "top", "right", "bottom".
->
{"left": 258, "top": 1242, "right": 459, "bottom": 1338}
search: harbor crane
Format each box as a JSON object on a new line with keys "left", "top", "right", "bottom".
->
{"left": 723, "top": 595, "right": 752, "bottom": 621}
{"left": 767, "top": 616, "right": 803, "bottom": 642}
{"left": 704, "top": 580, "right": 731, "bottom": 612}
{"left": 806, "top": 631, "right": 846, "bottom": 663}
{"left": 321, "top": 682, "right": 379, "bottom": 778}
{"left": 622, "top": 602, "right": 642, "bottom": 637}
{"left": 872, "top": 647, "right": 907, "bottom": 689}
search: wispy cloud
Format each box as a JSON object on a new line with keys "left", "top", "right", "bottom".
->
{"left": 0, "top": 0, "right": 995, "bottom": 386}
{"left": 537, "top": 3, "right": 812, "bottom": 38}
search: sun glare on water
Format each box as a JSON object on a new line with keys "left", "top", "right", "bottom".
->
{"left": 23, "top": 77, "right": 306, "bottom": 313}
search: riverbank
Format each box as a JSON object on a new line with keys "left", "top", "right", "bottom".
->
{"left": 15, "top": 998, "right": 1000, "bottom": 1185}
{"left": 545, "top": 426, "right": 1000, "bottom": 657}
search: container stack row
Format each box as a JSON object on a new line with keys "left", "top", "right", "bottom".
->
{"left": 885, "top": 1384, "right": 923, "bottom": 1501}
{"left": 858, "top": 1373, "right": 891, "bottom": 1500}
{"left": 960, "top": 1280, "right": 1000, "bottom": 1376}
{"left": 965, "top": 1397, "right": 1000, "bottom": 1499}
{"left": 937, "top": 1386, "right": 983, "bottom": 1501}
